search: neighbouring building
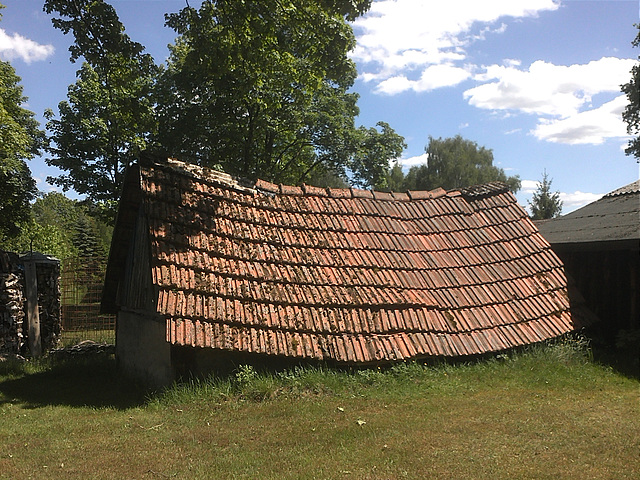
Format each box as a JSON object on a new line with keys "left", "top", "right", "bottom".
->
{"left": 102, "top": 157, "right": 595, "bottom": 387}
{"left": 537, "top": 180, "right": 640, "bottom": 344}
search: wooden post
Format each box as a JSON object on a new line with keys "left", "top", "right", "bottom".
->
{"left": 24, "top": 260, "right": 42, "bottom": 357}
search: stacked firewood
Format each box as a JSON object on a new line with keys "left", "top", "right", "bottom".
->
{"left": 0, "top": 251, "right": 25, "bottom": 355}
{"left": 36, "top": 259, "right": 62, "bottom": 350}
{"left": 0, "top": 250, "right": 62, "bottom": 356}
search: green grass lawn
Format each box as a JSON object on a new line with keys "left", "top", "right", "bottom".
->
{"left": 0, "top": 338, "right": 638, "bottom": 480}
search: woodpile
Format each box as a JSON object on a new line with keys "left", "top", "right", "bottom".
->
{"left": 0, "top": 250, "right": 61, "bottom": 356}
{"left": 0, "top": 251, "right": 25, "bottom": 355}
{"left": 32, "top": 254, "right": 62, "bottom": 351}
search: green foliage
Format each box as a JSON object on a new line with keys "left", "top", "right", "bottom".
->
{"left": 350, "top": 122, "right": 407, "bottom": 189}
{"left": 394, "top": 135, "right": 521, "bottom": 193}
{"left": 622, "top": 23, "right": 640, "bottom": 161}
{"left": 72, "top": 213, "right": 105, "bottom": 258}
{"left": 3, "top": 192, "right": 112, "bottom": 260}
{"left": 3, "top": 218, "right": 73, "bottom": 260}
{"left": 5, "top": 192, "right": 78, "bottom": 258}
{"left": 42, "top": 0, "right": 400, "bottom": 202}
{"left": 0, "top": 156, "right": 37, "bottom": 242}
{"left": 385, "top": 161, "right": 406, "bottom": 192}
{"left": 528, "top": 170, "right": 563, "bottom": 220}
{"left": 0, "top": 8, "right": 44, "bottom": 242}
{"left": 155, "top": 0, "right": 402, "bottom": 188}
{"left": 43, "top": 0, "right": 157, "bottom": 221}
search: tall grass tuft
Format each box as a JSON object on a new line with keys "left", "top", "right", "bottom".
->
{"left": 152, "top": 332, "right": 601, "bottom": 408}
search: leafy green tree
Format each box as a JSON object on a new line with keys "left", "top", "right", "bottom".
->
{"left": 155, "top": 0, "right": 401, "bottom": 188}
{"left": 43, "top": 0, "right": 401, "bottom": 197}
{"left": 528, "top": 170, "right": 562, "bottom": 220}
{"left": 400, "top": 136, "right": 521, "bottom": 193}
{"left": 384, "top": 161, "right": 407, "bottom": 193}
{"left": 43, "top": 0, "right": 157, "bottom": 220}
{"left": 351, "top": 122, "right": 407, "bottom": 189}
{"left": 0, "top": 5, "right": 44, "bottom": 243}
{"left": 4, "top": 218, "right": 74, "bottom": 260}
{"left": 622, "top": 24, "right": 640, "bottom": 161}
{"left": 4, "top": 193, "right": 78, "bottom": 259}
{"left": 5, "top": 192, "right": 113, "bottom": 260}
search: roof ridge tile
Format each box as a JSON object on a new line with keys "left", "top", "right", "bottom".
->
{"left": 255, "top": 178, "right": 279, "bottom": 193}
{"left": 301, "top": 184, "right": 329, "bottom": 197}
{"left": 280, "top": 184, "right": 304, "bottom": 195}
{"left": 371, "top": 190, "right": 394, "bottom": 201}
{"left": 327, "top": 188, "right": 352, "bottom": 199}
{"left": 350, "top": 187, "right": 374, "bottom": 199}
{"left": 460, "top": 181, "right": 509, "bottom": 198}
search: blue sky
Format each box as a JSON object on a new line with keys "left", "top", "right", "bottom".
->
{"left": 2, "top": 0, "right": 639, "bottom": 213}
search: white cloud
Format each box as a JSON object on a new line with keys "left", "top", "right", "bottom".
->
{"left": 559, "top": 191, "right": 603, "bottom": 212}
{"left": 0, "top": 29, "right": 54, "bottom": 63}
{"left": 532, "top": 95, "right": 629, "bottom": 145}
{"left": 375, "top": 64, "right": 471, "bottom": 95}
{"left": 464, "top": 57, "right": 635, "bottom": 118}
{"left": 464, "top": 57, "right": 636, "bottom": 144}
{"left": 399, "top": 153, "right": 429, "bottom": 168}
{"left": 352, "top": 0, "right": 559, "bottom": 94}
{"left": 521, "top": 179, "right": 539, "bottom": 194}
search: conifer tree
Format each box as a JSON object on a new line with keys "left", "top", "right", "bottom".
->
{"left": 528, "top": 170, "right": 563, "bottom": 220}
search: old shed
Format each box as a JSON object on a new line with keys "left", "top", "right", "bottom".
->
{"left": 537, "top": 180, "right": 639, "bottom": 343}
{"left": 102, "top": 157, "right": 592, "bottom": 387}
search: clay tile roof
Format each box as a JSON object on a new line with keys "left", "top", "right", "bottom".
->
{"left": 280, "top": 184, "right": 303, "bottom": 195}
{"left": 302, "top": 184, "right": 329, "bottom": 197}
{"left": 255, "top": 178, "right": 279, "bottom": 194}
{"left": 327, "top": 188, "right": 352, "bottom": 199}
{"left": 351, "top": 188, "right": 374, "bottom": 199}
{"left": 103, "top": 157, "right": 594, "bottom": 364}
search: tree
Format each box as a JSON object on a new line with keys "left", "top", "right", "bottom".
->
{"left": 350, "top": 122, "right": 407, "bottom": 189}
{"left": 622, "top": 23, "right": 640, "bottom": 161}
{"left": 4, "top": 192, "right": 113, "bottom": 260}
{"left": 43, "top": 0, "right": 402, "bottom": 198}
{"left": 399, "top": 136, "right": 521, "bottom": 193}
{"left": 43, "top": 0, "right": 157, "bottom": 220}
{"left": 155, "top": 0, "right": 402, "bottom": 188}
{"left": 384, "top": 161, "right": 407, "bottom": 193}
{"left": 0, "top": 4, "right": 44, "bottom": 243}
{"left": 528, "top": 170, "right": 562, "bottom": 220}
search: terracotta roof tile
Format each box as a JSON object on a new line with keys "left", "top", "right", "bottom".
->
{"left": 104, "top": 158, "right": 595, "bottom": 363}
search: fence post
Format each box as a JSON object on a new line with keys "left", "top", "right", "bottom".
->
{"left": 23, "top": 259, "right": 42, "bottom": 357}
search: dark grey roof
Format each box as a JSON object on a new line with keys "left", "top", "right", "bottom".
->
{"left": 604, "top": 179, "right": 640, "bottom": 197}
{"left": 537, "top": 180, "right": 640, "bottom": 246}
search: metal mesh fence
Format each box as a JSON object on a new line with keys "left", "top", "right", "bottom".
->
{"left": 59, "top": 257, "right": 115, "bottom": 345}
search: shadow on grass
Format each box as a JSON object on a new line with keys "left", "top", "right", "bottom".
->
{"left": 583, "top": 327, "right": 640, "bottom": 380}
{"left": 0, "top": 354, "right": 148, "bottom": 410}
{"left": 592, "top": 347, "right": 640, "bottom": 380}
